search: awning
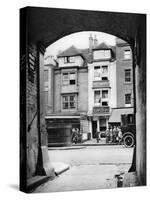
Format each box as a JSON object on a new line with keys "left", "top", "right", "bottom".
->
{"left": 109, "top": 107, "right": 134, "bottom": 123}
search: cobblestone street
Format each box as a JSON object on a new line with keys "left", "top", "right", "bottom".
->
{"left": 33, "top": 145, "right": 133, "bottom": 193}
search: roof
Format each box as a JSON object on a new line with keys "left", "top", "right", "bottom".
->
{"left": 57, "top": 45, "right": 82, "bottom": 57}
{"left": 93, "top": 42, "right": 110, "bottom": 50}
{"left": 109, "top": 107, "right": 134, "bottom": 123}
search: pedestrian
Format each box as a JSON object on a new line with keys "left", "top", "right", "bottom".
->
{"left": 109, "top": 126, "right": 113, "bottom": 143}
{"left": 118, "top": 127, "right": 123, "bottom": 145}
{"left": 95, "top": 129, "right": 100, "bottom": 143}
{"left": 106, "top": 128, "right": 110, "bottom": 143}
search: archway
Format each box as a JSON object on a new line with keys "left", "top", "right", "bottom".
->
{"left": 20, "top": 7, "right": 146, "bottom": 191}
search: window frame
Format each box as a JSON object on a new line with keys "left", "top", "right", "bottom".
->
{"left": 124, "top": 49, "right": 131, "bottom": 60}
{"left": 125, "top": 93, "right": 131, "bottom": 105}
{"left": 62, "top": 72, "right": 76, "bottom": 86}
{"left": 62, "top": 94, "right": 77, "bottom": 110}
{"left": 94, "top": 89, "right": 109, "bottom": 106}
{"left": 64, "top": 56, "right": 75, "bottom": 63}
{"left": 125, "top": 69, "right": 131, "bottom": 82}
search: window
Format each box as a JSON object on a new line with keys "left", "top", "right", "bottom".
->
{"left": 124, "top": 50, "right": 131, "bottom": 59}
{"left": 69, "top": 72, "right": 76, "bottom": 85}
{"left": 94, "top": 90, "right": 101, "bottom": 103}
{"left": 62, "top": 95, "right": 76, "bottom": 109}
{"left": 64, "top": 56, "right": 75, "bottom": 63}
{"left": 101, "top": 77, "right": 108, "bottom": 81}
{"left": 102, "top": 101, "right": 108, "bottom": 106}
{"left": 62, "top": 72, "right": 76, "bottom": 85}
{"left": 62, "top": 73, "right": 69, "bottom": 85}
{"left": 102, "top": 65, "right": 108, "bottom": 74}
{"left": 125, "top": 94, "right": 131, "bottom": 105}
{"left": 93, "top": 50, "right": 111, "bottom": 60}
{"left": 94, "top": 66, "right": 101, "bottom": 79}
{"left": 102, "top": 90, "right": 108, "bottom": 99}
{"left": 127, "top": 114, "right": 134, "bottom": 124}
{"left": 125, "top": 69, "right": 131, "bottom": 82}
{"left": 94, "top": 90, "right": 109, "bottom": 106}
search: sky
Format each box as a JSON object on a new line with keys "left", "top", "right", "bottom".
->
{"left": 44, "top": 31, "right": 116, "bottom": 58}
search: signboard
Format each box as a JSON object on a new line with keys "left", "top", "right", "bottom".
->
{"left": 93, "top": 106, "right": 110, "bottom": 114}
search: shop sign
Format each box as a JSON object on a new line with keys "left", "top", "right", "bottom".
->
{"left": 93, "top": 106, "right": 110, "bottom": 114}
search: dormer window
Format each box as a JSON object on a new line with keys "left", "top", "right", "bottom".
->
{"left": 64, "top": 56, "right": 75, "bottom": 63}
{"left": 93, "top": 50, "right": 111, "bottom": 60}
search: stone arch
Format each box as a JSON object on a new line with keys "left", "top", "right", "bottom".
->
{"left": 20, "top": 7, "right": 146, "bottom": 191}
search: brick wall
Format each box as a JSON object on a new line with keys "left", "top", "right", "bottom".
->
{"left": 116, "top": 44, "right": 133, "bottom": 107}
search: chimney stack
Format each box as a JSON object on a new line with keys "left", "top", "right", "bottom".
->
{"left": 93, "top": 35, "right": 98, "bottom": 48}
{"left": 89, "top": 34, "right": 93, "bottom": 52}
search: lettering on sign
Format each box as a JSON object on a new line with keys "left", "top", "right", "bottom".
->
{"left": 93, "top": 106, "right": 109, "bottom": 114}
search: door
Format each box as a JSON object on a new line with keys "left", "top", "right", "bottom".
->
{"left": 92, "top": 121, "right": 97, "bottom": 138}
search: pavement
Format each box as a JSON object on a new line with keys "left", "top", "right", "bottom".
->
{"left": 27, "top": 161, "right": 70, "bottom": 192}
{"left": 32, "top": 145, "right": 136, "bottom": 193}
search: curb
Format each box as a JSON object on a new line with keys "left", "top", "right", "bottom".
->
{"left": 52, "top": 162, "right": 70, "bottom": 176}
{"left": 27, "top": 176, "right": 52, "bottom": 192}
{"left": 48, "top": 146, "right": 86, "bottom": 150}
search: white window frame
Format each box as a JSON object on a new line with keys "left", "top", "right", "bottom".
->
{"left": 125, "top": 93, "right": 131, "bottom": 106}
{"left": 62, "top": 72, "right": 76, "bottom": 85}
{"left": 124, "top": 50, "right": 131, "bottom": 59}
{"left": 62, "top": 94, "right": 77, "bottom": 110}
{"left": 94, "top": 89, "right": 109, "bottom": 106}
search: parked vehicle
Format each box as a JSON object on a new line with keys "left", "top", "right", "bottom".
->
{"left": 121, "top": 114, "right": 136, "bottom": 148}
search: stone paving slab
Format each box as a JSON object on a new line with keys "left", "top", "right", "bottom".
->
{"left": 33, "top": 164, "right": 130, "bottom": 193}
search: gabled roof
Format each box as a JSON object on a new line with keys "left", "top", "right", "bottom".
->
{"left": 57, "top": 45, "right": 82, "bottom": 57}
{"left": 93, "top": 42, "right": 110, "bottom": 50}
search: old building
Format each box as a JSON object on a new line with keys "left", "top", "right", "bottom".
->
{"left": 45, "top": 35, "right": 134, "bottom": 142}
{"left": 109, "top": 38, "right": 134, "bottom": 126}
{"left": 45, "top": 46, "right": 89, "bottom": 145}
{"left": 87, "top": 39, "right": 117, "bottom": 138}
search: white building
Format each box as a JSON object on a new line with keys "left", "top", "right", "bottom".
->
{"left": 87, "top": 42, "right": 117, "bottom": 138}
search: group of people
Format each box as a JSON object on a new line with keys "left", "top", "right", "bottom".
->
{"left": 105, "top": 126, "right": 123, "bottom": 144}
{"left": 71, "top": 128, "right": 82, "bottom": 144}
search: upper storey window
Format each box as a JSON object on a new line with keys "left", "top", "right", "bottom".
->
{"left": 62, "top": 72, "right": 76, "bottom": 85}
{"left": 94, "top": 65, "right": 108, "bottom": 80}
{"left": 93, "top": 50, "right": 111, "bottom": 60}
{"left": 124, "top": 50, "right": 131, "bottom": 59}
{"left": 64, "top": 56, "right": 75, "bottom": 63}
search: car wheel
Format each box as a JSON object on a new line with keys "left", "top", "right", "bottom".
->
{"left": 123, "top": 135, "right": 134, "bottom": 148}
